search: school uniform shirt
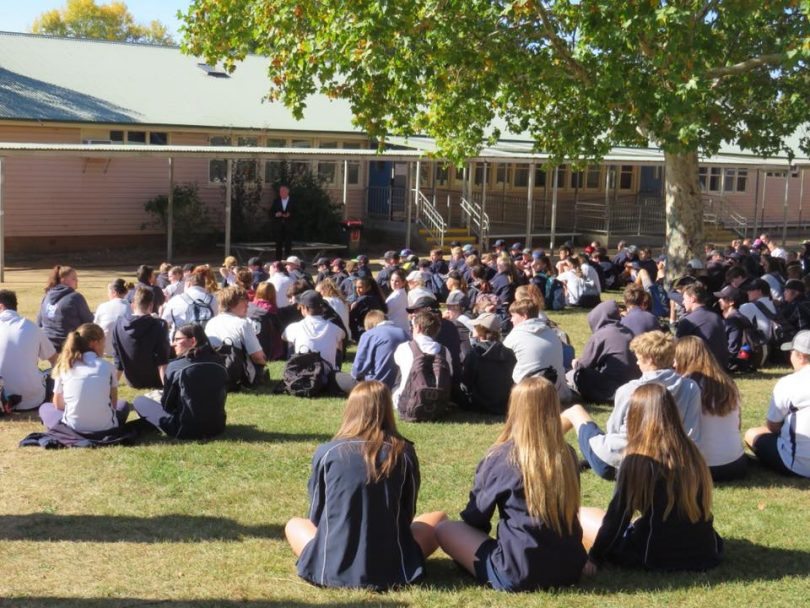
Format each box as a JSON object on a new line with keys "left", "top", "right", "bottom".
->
{"left": 590, "top": 457, "right": 723, "bottom": 571}
{"left": 740, "top": 297, "right": 777, "bottom": 338}
{"left": 283, "top": 315, "right": 345, "bottom": 368}
{"left": 675, "top": 305, "right": 729, "bottom": 368}
{"left": 323, "top": 296, "right": 349, "bottom": 338}
{"left": 766, "top": 364, "right": 810, "bottom": 477}
{"left": 37, "top": 285, "right": 94, "bottom": 351}
{"left": 297, "top": 438, "right": 424, "bottom": 591}
{"left": 351, "top": 321, "right": 409, "bottom": 388}
{"left": 392, "top": 334, "right": 451, "bottom": 408}
{"left": 94, "top": 298, "right": 131, "bottom": 356}
{"left": 0, "top": 309, "right": 56, "bottom": 410}
{"left": 461, "top": 441, "right": 586, "bottom": 591}
{"left": 55, "top": 351, "right": 118, "bottom": 434}
{"left": 687, "top": 373, "right": 745, "bottom": 467}
{"left": 161, "top": 286, "right": 218, "bottom": 332}
{"left": 503, "top": 317, "right": 570, "bottom": 400}
{"left": 205, "top": 312, "right": 263, "bottom": 357}
{"left": 385, "top": 288, "right": 410, "bottom": 335}
{"left": 111, "top": 314, "right": 170, "bottom": 389}
{"left": 620, "top": 307, "right": 661, "bottom": 336}
{"left": 589, "top": 369, "right": 702, "bottom": 469}
{"left": 269, "top": 273, "right": 293, "bottom": 308}
{"left": 556, "top": 270, "right": 596, "bottom": 306}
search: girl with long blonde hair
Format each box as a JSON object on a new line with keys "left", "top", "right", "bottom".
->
{"left": 675, "top": 336, "right": 747, "bottom": 481}
{"left": 285, "top": 381, "right": 446, "bottom": 590}
{"left": 38, "top": 323, "right": 129, "bottom": 434}
{"left": 581, "top": 383, "right": 723, "bottom": 572}
{"left": 436, "top": 377, "right": 586, "bottom": 591}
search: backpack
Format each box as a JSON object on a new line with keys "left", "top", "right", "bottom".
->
{"left": 213, "top": 339, "right": 251, "bottom": 391}
{"left": 0, "top": 376, "right": 21, "bottom": 416}
{"left": 753, "top": 300, "right": 795, "bottom": 360}
{"left": 248, "top": 304, "right": 285, "bottom": 360}
{"left": 738, "top": 317, "right": 767, "bottom": 370}
{"left": 544, "top": 277, "right": 566, "bottom": 311}
{"left": 398, "top": 341, "right": 452, "bottom": 422}
{"left": 648, "top": 283, "right": 670, "bottom": 318}
{"left": 281, "top": 348, "right": 330, "bottom": 397}
{"left": 427, "top": 272, "right": 449, "bottom": 303}
{"left": 178, "top": 293, "right": 214, "bottom": 329}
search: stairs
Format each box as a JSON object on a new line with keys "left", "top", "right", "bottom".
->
{"left": 417, "top": 227, "right": 478, "bottom": 249}
{"left": 703, "top": 224, "right": 738, "bottom": 246}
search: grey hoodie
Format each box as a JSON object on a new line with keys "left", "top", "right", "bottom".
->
{"left": 503, "top": 317, "right": 570, "bottom": 400}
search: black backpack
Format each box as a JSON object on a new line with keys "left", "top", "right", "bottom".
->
{"left": 213, "top": 339, "right": 267, "bottom": 392}
{"left": 738, "top": 316, "right": 767, "bottom": 370}
{"left": 753, "top": 301, "right": 796, "bottom": 362}
{"left": 397, "top": 341, "right": 451, "bottom": 422}
{"left": 281, "top": 348, "right": 330, "bottom": 397}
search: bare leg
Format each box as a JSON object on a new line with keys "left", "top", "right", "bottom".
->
{"left": 744, "top": 426, "right": 771, "bottom": 450}
{"left": 579, "top": 506, "right": 606, "bottom": 551}
{"left": 435, "top": 519, "right": 491, "bottom": 576}
{"left": 411, "top": 511, "right": 448, "bottom": 558}
{"left": 560, "top": 404, "right": 593, "bottom": 435}
{"left": 285, "top": 517, "right": 317, "bottom": 557}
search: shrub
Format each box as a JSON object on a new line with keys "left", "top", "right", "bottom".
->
{"left": 142, "top": 183, "right": 213, "bottom": 249}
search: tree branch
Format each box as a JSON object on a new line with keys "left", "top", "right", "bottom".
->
{"left": 706, "top": 52, "right": 787, "bottom": 78}
{"left": 534, "top": 4, "right": 591, "bottom": 85}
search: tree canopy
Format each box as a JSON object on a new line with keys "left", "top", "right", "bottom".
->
{"left": 181, "top": 1, "right": 810, "bottom": 275}
{"left": 32, "top": 0, "right": 174, "bottom": 45}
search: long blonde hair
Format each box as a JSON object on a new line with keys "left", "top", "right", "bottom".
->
{"left": 675, "top": 336, "right": 740, "bottom": 417}
{"left": 54, "top": 323, "right": 104, "bottom": 376}
{"left": 620, "top": 383, "right": 713, "bottom": 523}
{"left": 334, "top": 381, "right": 407, "bottom": 483}
{"left": 493, "top": 377, "right": 580, "bottom": 535}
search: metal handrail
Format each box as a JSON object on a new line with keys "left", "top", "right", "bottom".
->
{"left": 460, "top": 196, "right": 490, "bottom": 242}
{"left": 413, "top": 189, "right": 447, "bottom": 248}
{"left": 702, "top": 195, "right": 748, "bottom": 237}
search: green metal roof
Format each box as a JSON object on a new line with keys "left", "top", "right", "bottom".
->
{"left": 0, "top": 31, "right": 362, "bottom": 133}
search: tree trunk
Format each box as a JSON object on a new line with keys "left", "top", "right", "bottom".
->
{"left": 664, "top": 150, "right": 703, "bottom": 286}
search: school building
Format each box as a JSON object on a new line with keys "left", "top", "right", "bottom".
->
{"left": 0, "top": 31, "right": 808, "bottom": 256}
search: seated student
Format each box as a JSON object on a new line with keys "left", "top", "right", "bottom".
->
{"left": 715, "top": 284, "right": 764, "bottom": 371}
{"left": 112, "top": 287, "right": 171, "bottom": 390}
{"left": 348, "top": 276, "right": 387, "bottom": 342}
{"left": 580, "top": 383, "right": 723, "bottom": 572}
{"left": 247, "top": 256, "right": 269, "bottom": 288}
{"left": 161, "top": 270, "right": 218, "bottom": 335}
{"left": 204, "top": 287, "right": 267, "bottom": 386}
{"left": 155, "top": 262, "right": 171, "bottom": 290}
{"left": 38, "top": 265, "right": 95, "bottom": 352}
{"left": 384, "top": 269, "right": 410, "bottom": 335}
{"left": 436, "top": 377, "right": 587, "bottom": 591}
{"left": 676, "top": 283, "right": 729, "bottom": 368}
{"left": 248, "top": 281, "right": 284, "bottom": 361}
{"left": 285, "top": 380, "right": 446, "bottom": 590}
{"left": 443, "top": 290, "right": 473, "bottom": 366}
{"left": 392, "top": 310, "right": 452, "bottom": 412}
{"left": 316, "top": 278, "right": 350, "bottom": 339}
{"left": 557, "top": 256, "right": 599, "bottom": 308}
{"left": 429, "top": 248, "right": 449, "bottom": 275}
{"left": 126, "top": 264, "right": 165, "bottom": 311}
{"left": 376, "top": 251, "right": 400, "bottom": 297}
{"left": 740, "top": 278, "right": 778, "bottom": 341}
{"left": 620, "top": 284, "right": 661, "bottom": 336}
{"left": 39, "top": 323, "right": 130, "bottom": 434}
{"left": 268, "top": 261, "right": 293, "bottom": 309}
{"left": 405, "top": 295, "right": 462, "bottom": 388}
{"left": 503, "top": 298, "right": 571, "bottom": 403}
{"left": 744, "top": 330, "right": 810, "bottom": 478}
{"left": 93, "top": 278, "right": 132, "bottom": 357}
{"left": 133, "top": 324, "right": 228, "bottom": 439}
{"left": 459, "top": 313, "right": 516, "bottom": 415}
{"left": 675, "top": 336, "right": 747, "bottom": 481}
{"left": 282, "top": 290, "right": 345, "bottom": 370}
{"left": 561, "top": 331, "right": 701, "bottom": 480}
{"left": 566, "top": 300, "right": 640, "bottom": 403}
{"left": 163, "top": 266, "right": 185, "bottom": 300}
{"left": 780, "top": 278, "right": 810, "bottom": 335}
{"left": 0, "top": 289, "right": 57, "bottom": 411}
{"left": 235, "top": 268, "right": 256, "bottom": 302}
{"left": 337, "top": 310, "right": 408, "bottom": 393}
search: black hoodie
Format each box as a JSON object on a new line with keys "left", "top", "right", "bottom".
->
{"left": 461, "top": 339, "right": 517, "bottom": 414}
{"left": 111, "top": 314, "right": 170, "bottom": 389}
{"left": 37, "top": 285, "right": 94, "bottom": 351}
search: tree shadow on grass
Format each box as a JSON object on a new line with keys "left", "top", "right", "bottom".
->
{"left": 131, "top": 421, "right": 330, "bottom": 446}
{"left": 0, "top": 513, "right": 283, "bottom": 543}
{"left": 0, "top": 600, "right": 407, "bottom": 608}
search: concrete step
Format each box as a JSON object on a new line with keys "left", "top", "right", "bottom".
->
{"left": 417, "top": 227, "right": 471, "bottom": 237}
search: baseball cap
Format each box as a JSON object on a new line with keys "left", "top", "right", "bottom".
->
{"left": 462, "top": 244, "right": 474, "bottom": 253}
{"left": 522, "top": 248, "right": 532, "bottom": 255}
{"left": 510, "top": 242, "right": 522, "bottom": 251}
{"left": 713, "top": 285, "right": 740, "bottom": 301}
{"left": 314, "top": 257, "right": 330, "bottom": 267}
{"left": 406, "top": 270, "right": 423, "bottom": 282}
{"left": 752, "top": 239, "right": 764, "bottom": 249}
{"left": 494, "top": 239, "right": 506, "bottom": 247}
{"left": 248, "top": 256, "right": 262, "bottom": 266}
{"left": 785, "top": 279, "right": 805, "bottom": 293}
{"left": 285, "top": 255, "right": 302, "bottom": 267}
{"left": 781, "top": 330, "right": 810, "bottom": 354}
{"left": 446, "top": 290, "right": 465, "bottom": 307}
{"left": 473, "top": 312, "right": 501, "bottom": 332}
{"left": 298, "top": 290, "right": 323, "bottom": 309}
{"left": 406, "top": 295, "right": 439, "bottom": 313}
{"left": 745, "top": 278, "right": 769, "bottom": 294}
{"left": 330, "top": 258, "right": 344, "bottom": 268}
{"left": 357, "top": 254, "right": 368, "bottom": 263}
{"left": 687, "top": 257, "right": 705, "bottom": 269}
{"left": 383, "top": 250, "right": 399, "bottom": 260}
{"left": 583, "top": 245, "right": 595, "bottom": 255}
{"left": 400, "top": 248, "right": 413, "bottom": 257}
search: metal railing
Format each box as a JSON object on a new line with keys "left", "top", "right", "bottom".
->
{"left": 702, "top": 194, "right": 748, "bottom": 238}
{"left": 460, "top": 196, "right": 490, "bottom": 243}
{"left": 573, "top": 195, "right": 665, "bottom": 236}
{"left": 366, "top": 185, "right": 407, "bottom": 220}
{"left": 413, "top": 189, "right": 447, "bottom": 247}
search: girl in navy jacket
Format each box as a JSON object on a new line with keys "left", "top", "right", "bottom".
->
{"left": 580, "top": 382, "right": 723, "bottom": 572}
{"left": 285, "top": 380, "right": 446, "bottom": 590}
{"left": 436, "top": 377, "right": 587, "bottom": 591}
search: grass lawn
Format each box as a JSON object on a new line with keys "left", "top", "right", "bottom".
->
{"left": 1, "top": 261, "right": 808, "bottom": 607}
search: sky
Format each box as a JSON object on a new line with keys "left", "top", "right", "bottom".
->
{"left": 0, "top": 0, "right": 191, "bottom": 41}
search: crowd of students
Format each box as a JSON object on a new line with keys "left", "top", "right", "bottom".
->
{"left": 0, "top": 232, "right": 807, "bottom": 592}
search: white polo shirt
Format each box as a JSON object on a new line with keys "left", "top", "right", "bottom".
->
{"left": 94, "top": 297, "right": 131, "bottom": 356}
{"left": 205, "top": 312, "right": 263, "bottom": 355}
{"left": 0, "top": 309, "right": 56, "bottom": 410}
{"left": 269, "top": 273, "right": 293, "bottom": 308}
{"left": 767, "top": 364, "right": 810, "bottom": 477}
{"left": 161, "top": 286, "right": 218, "bottom": 332}
{"left": 55, "top": 351, "right": 118, "bottom": 433}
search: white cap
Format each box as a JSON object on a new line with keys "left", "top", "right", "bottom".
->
{"left": 285, "top": 256, "right": 302, "bottom": 267}
{"left": 781, "top": 330, "right": 810, "bottom": 355}
{"left": 406, "top": 270, "right": 423, "bottom": 282}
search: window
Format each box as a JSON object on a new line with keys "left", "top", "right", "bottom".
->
{"left": 110, "top": 130, "right": 125, "bottom": 144}
{"left": 149, "top": 132, "right": 168, "bottom": 145}
{"left": 264, "top": 138, "right": 286, "bottom": 184}
{"left": 570, "top": 167, "right": 582, "bottom": 189}
{"left": 127, "top": 131, "right": 146, "bottom": 144}
{"left": 535, "top": 166, "right": 547, "bottom": 188}
{"left": 514, "top": 165, "right": 529, "bottom": 188}
{"left": 435, "top": 165, "right": 449, "bottom": 186}
{"left": 318, "top": 141, "right": 338, "bottom": 185}
{"left": 585, "top": 165, "right": 601, "bottom": 189}
{"left": 766, "top": 170, "right": 788, "bottom": 178}
{"left": 474, "top": 164, "right": 487, "bottom": 186}
{"left": 209, "top": 136, "right": 231, "bottom": 183}
{"left": 723, "top": 168, "right": 748, "bottom": 193}
{"left": 235, "top": 136, "right": 258, "bottom": 182}
{"left": 290, "top": 139, "right": 312, "bottom": 175}
{"left": 619, "top": 165, "right": 633, "bottom": 190}
{"left": 495, "top": 164, "right": 511, "bottom": 185}
{"left": 699, "top": 166, "right": 723, "bottom": 192}
{"left": 342, "top": 142, "right": 362, "bottom": 185}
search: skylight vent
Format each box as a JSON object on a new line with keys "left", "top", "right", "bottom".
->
{"left": 197, "top": 63, "right": 230, "bottom": 78}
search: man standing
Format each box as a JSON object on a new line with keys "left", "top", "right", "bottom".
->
{"left": 271, "top": 184, "right": 294, "bottom": 260}
{"left": 0, "top": 289, "right": 57, "bottom": 411}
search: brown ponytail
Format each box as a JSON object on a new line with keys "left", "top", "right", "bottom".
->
{"left": 45, "top": 265, "right": 76, "bottom": 292}
{"left": 53, "top": 323, "right": 104, "bottom": 376}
